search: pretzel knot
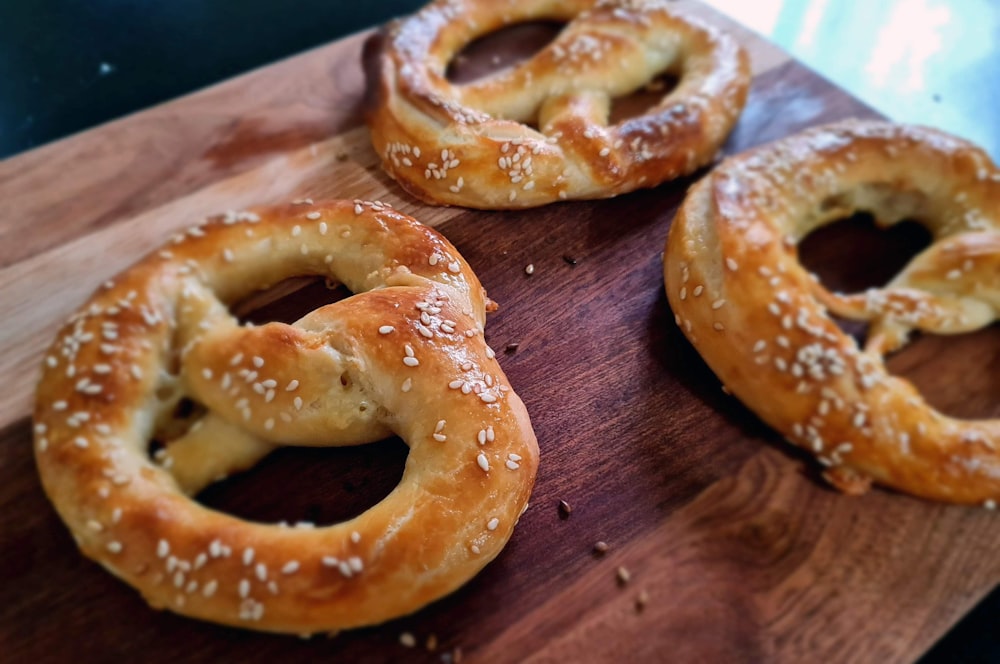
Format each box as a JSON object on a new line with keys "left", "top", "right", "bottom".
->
{"left": 366, "top": 0, "right": 750, "bottom": 208}
{"left": 33, "top": 200, "right": 539, "bottom": 633}
{"left": 666, "top": 120, "right": 1000, "bottom": 505}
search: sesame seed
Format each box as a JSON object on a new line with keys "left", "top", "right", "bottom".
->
{"left": 264, "top": 418, "right": 275, "bottom": 431}
{"left": 433, "top": 433, "right": 447, "bottom": 442}
{"left": 293, "top": 396, "right": 303, "bottom": 410}
{"left": 202, "top": 368, "right": 213, "bottom": 380}
{"left": 256, "top": 563, "right": 268, "bottom": 581}
{"left": 202, "top": 580, "right": 218, "bottom": 597}
{"left": 306, "top": 212, "right": 321, "bottom": 220}
{"left": 351, "top": 531, "right": 361, "bottom": 544}
{"left": 348, "top": 556, "right": 363, "bottom": 572}
{"left": 479, "top": 393, "right": 497, "bottom": 404}
{"left": 282, "top": 561, "right": 300, "bottom": 575}
{"left": 402, "top": 378, "right": 412, "bottom": 392}
{"left": 477, "top": 453, "right": 490, "bottom": 472}
{"left": 726, "top": 258, "right": 739, "bottom": 271}
{"left": 157, "top": 539, "right": 170, "bottom": 558}
{"left": 711, "top": 299, "right": 726, "bottom": 310}
{"left": 252, "top": 356, "right": 264, "bottom": 368}
{"left": 487, "top": 517, "right": 499, "bottom": 531}
{"left": 239, "top": 579, "right": 250, "bottom": 598}
{"left": 616, "top": 566, "right": 631, "bottom": 585}
{"left": 435, "top": 419, "right": 446, "bottom": 432}
{"left": 73, "top": 436, "right": 89, "bottom": 449}
{"left": 243, "top": 548, "right": 255, "bottom": 565}
{"left": 400, "top": 632, "right": 417, "bottom": 648}
{"left": 285, "top": 380, "right": 299, "bottom": 391}
{"left": 106, "top": 541, "right": 123, "bottom": 554}
{"left": 322, "top": 556, "right": 339, "bottom": 567}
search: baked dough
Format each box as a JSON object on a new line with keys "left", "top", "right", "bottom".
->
{"left": 666, "top": 120, "right": 1000, "bottom": 504}
{"left": 366, "top": 0, "right": 750, "bottom": 208}
{"left": 33, "top": 200, "right": 539, "bottom": 633}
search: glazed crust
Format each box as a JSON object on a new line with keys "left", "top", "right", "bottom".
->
{"left": 366, "top": 0, "right": 750, "bottom": 208}
{"left": 33, "top": 200, "right": 539, "bottom": 633}
{"left": 665, "top": 120, "right": 1000, "bottom": 505}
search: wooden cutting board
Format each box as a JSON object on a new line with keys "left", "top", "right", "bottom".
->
{"left": 2, "top": 2, "right": 997, "bottom": 661}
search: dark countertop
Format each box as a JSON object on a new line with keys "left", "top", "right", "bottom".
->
{"left": 2, "top": 2, "right": 997, "bottom": 661}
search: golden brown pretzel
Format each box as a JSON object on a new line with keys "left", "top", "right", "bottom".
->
{"left": 33, "top": 200, "right": 539, "bottom": 633}
{"left": 366, "top": 0, "right": 750, "bottom": 208}
{"left": 665, "top": 120, "right": 1000, "bottom": 505}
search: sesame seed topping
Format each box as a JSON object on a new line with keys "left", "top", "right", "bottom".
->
{"left": 239, "top": 579, "right": 250, "bottom": 598}
{"left": 726, "top": 258, "right": 739, "bottom": 272}
{"left": 285, "top": 380, "right": 299, "bottom": 391}
{"left": 479, "top": 393, "right": 497, "bottom": 404}
{"left": 400, "top": 632, "right": 417, "bottom": 648}
{"left": 157, "top": 539, "right": 170, "bottom": 558}
{"left": 252, "top": 356, "right": 264, "bottom": 368}
{"left": 306, "top": 212, "right": 321, "bottom": 221}
{"left": 243, "top": 548, "right": 255, "bottom": 565}
{"left": 106, "top": 541, "right": 123, "bottom": 554}
{"left": 477, "top": 453, "right": 490, "bottom": 472}
{"left": 282, "top": 561, "right": 300, "bottom": 575}
{"left": 486, "top": 518, "right": 499, "bottom": 531}
{"left": 351, "top": 531, "right": 361, "bottom": 544}
{"left": 256, "top": 563, "right": 268, "bottom": 581}
{"left": 402, "top": 378, "right": 413, "bottom": 392}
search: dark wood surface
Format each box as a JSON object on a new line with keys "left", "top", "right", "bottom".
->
{"left": 2, "top": 3, "right": 998, "bottom": 662}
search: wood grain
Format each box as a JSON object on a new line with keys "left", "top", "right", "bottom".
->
{"left": 2, "top": 3, "right": 998, "bottom": 662}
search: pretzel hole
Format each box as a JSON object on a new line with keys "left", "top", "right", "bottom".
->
{"left": 232, "top": 277, "right": 353, "bottom": 326}
{"left": 148, "top": 397, "right": 208, "bottom": 460}
{"left": 446, "top": 21, "right": 565, "bottom": 85}
{"left": 885, "top": 326, "right": 1000, "bottom": 419}
{"left": 195, "top": 437, "right": 409, "bottom": 526}
{"left": 798, "top": 212, "right": 932, "bottom": 295}
{"left": 608, "top": 74, "right": 679, "bottom": 124}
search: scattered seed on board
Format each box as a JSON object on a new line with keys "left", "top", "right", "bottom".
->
{"left": 593, "top": 541, "right": 609, "bottom": 555}
{"left": 399, "top": 632, "right": 417, "bottom": 648}
{"left": 558, "top": 500, "right": 572, "bottom": 520}
{"left": 616, "top": 566, "right": 631, "bottom": 586}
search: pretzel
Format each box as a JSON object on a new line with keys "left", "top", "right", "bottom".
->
{"left": 32, "top": 200, "right": 539, "bottom": 633}
{"left": 665, "top": 120, "right": 1000, "bottom": 505}
{"left": 366, "top": 0, "right": 750, "bottom": 208}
